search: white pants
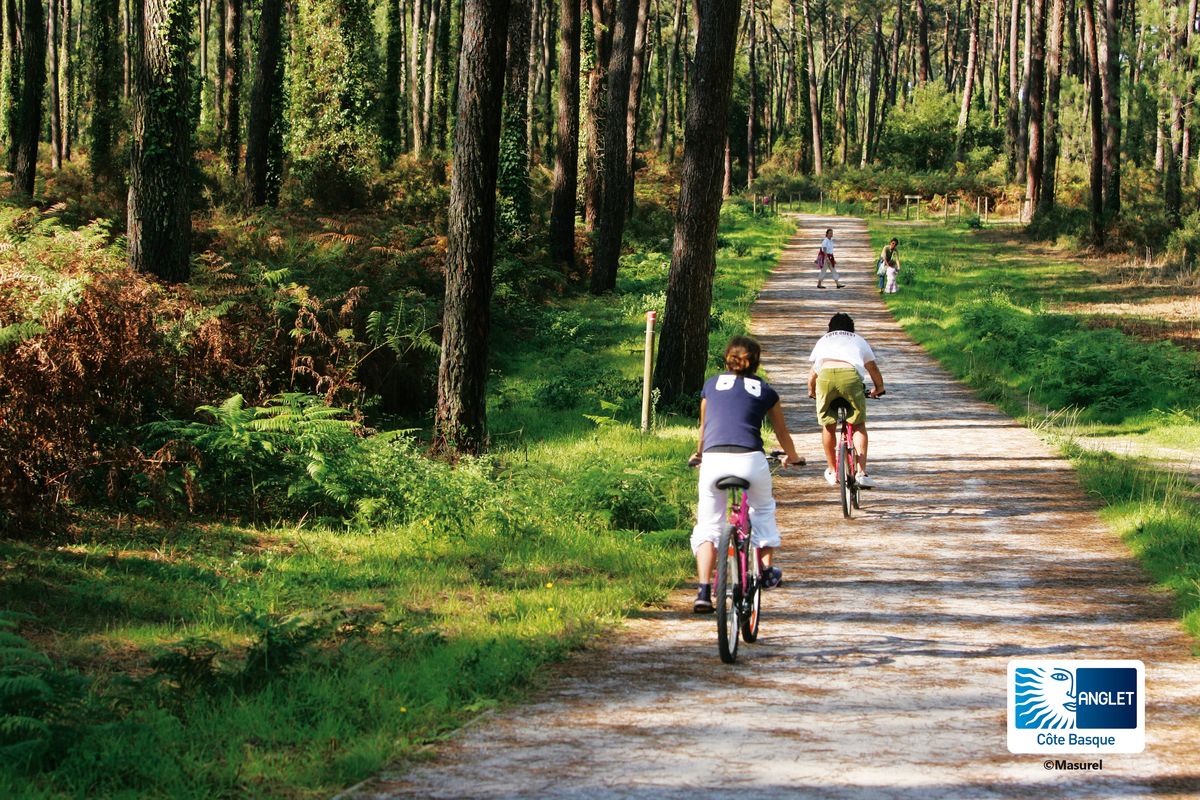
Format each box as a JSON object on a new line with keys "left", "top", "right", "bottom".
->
{"left": 690, "top": 451, "right": 782, "bottom": 554}
{"left": 817, "top": 258, "right": 840, "bottom": 284}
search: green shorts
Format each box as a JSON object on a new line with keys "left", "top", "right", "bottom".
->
{"left": 815, "top": 367, "right": 867, "bottom": 426}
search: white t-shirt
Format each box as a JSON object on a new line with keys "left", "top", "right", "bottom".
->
{"left": 809, "top": 330, "right": 876, "bottom": 381}
{"left": 820, "top": 237, "right": 835, "bottom": 255}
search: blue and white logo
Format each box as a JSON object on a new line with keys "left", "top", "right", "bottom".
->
{"left": 1008, "top": 660, "right": 1144, "bottom": 753}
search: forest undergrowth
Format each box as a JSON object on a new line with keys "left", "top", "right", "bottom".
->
{"left": 0, "top": 153, "right": 796, "bottom": 796}
{"left": 870, "top": 218, "right": 1200, "bottom": 641}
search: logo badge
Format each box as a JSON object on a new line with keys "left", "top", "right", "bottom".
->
{"left": 1007, "top": 660, "right": 1144, "bottom": 753}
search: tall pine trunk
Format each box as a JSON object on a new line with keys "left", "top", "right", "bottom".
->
{"left": 224, "top": 0, "right": 242, "bottom": 174}
{"left": 1005, "top": 0, "right": 1020, "bottom": 179}
{"left": 589, "top": 0, "right": 639, "bottom": 293}
{"left": 244, "top": 0, "right": 283, "bottom": 205}
{"left": 49, "top": 0, "right": 62, "bottom": 170}
{"left": 409, "top": 0, "right": 424, "bottom": 157}
{"left": 653, "top": 0, "right": 742, "bottom": 403}
{"left": 955, "top": 0, "right": 980, "bottom": 162}
{"left": 498, "top": 0, "right": 530, "bottom": 228}
{"left": 128, "top": 0, "right": 193, "bottom": 281}
{"left": 1024, "top": 0, "right": 1046, "bottom": 220}
{"left": 1037, "top": 0, "right": 1064, "bottom": 215}
{"left": 420, "top": 0, "right": 440, "bottom": 149}
{"left": 434, "top": 0, "right": 512, "bottom": 454}
{"left": 583, "top": 0, "right": 613, "bottom": 229}
{"left": 1098, "top": 0, "right": 1120, "bottom": 216}
{"left": 801, "top": 0, "right": 822, "bottom": 175}
{"left": 915, "top": 0, "right": 932, "bottom": 82}
{"left": 1082, "top": 0, "right": 1104, "bottom": 243}
{"left": 548, "top": 0, "right": 580, "bottom": 268}
{"left": 12, "top": 0, "right": 45, "bottom": 196}
{"left": 747, "top": 3, "right": 758, "bottom": 183}
{"left": 88, "top": 0, "right": 121, "bottom": 185}
{"left": 624, "top": 0, "right": 650, "bottom": 215}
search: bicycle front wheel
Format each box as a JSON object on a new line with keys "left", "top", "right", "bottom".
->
{"left": 838, "top": 440, "right": 852, "bottom": 518}
{"left": 715, "top": 525, "right": 740, "bottom": 663}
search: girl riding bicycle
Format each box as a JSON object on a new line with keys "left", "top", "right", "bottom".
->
{"left": 690, "top": 336, "right": 802, "bottom": 613}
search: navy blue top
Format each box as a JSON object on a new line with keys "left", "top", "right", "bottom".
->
{"left": 700, "top": 373, "right": 780, "bottom": 452}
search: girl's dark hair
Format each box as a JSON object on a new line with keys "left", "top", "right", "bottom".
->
{"left": 724, "top": 336, "right": 762, "bottom": 375}
{"left": 828, "top": 312, "right": 855, "bottom": 333}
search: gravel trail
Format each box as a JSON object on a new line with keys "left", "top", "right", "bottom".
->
{"left": 342, "top": 215, "right": 1200, "bottom": 800}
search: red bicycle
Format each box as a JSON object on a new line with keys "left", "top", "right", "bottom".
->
{"left": 830, "top": 392, "right": 883, "bottom": 518}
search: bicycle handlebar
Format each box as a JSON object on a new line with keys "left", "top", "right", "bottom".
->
{"left": 688, "top": 450, "right": 804, "bottom": 468}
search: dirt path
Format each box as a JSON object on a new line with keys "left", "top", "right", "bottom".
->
{"left": 342, "top": 215, "right": 1200, "bottom": 799}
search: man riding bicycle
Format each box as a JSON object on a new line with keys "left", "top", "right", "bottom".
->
{"left": 690, "top": 336, "right": 802, "bottom": 613}
{"left": 807, "top": 313, "right": 885, "bottom": 488}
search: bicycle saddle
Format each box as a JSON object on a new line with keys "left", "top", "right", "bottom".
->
{"left": 716, "top": 476, "right": 750, "bottom": 490}
{"left": 828, "top": 398, "right": 853, "bottom": 415}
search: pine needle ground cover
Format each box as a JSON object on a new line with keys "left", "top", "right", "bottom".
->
{"left": 0, "top": 203, "right": 795, "bottom": 798}
{"left": 868, "top": 219, "right": 1200, "bottom": 641}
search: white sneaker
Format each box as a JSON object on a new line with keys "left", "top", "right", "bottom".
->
{"left": 856, "top": 471, "right": 876, "bottom": 489}
{"left": 824, "top": 467, "right": 837, "bottom": 486}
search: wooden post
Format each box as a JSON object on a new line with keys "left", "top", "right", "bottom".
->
{"left": 886, "top": 195, "right": 891, "bottom": 218}
{"left": 641, "top": 310, "right": 657, "bottom": 433}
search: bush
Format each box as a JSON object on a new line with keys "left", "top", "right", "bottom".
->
{"left": 141, "top": 393, "right": 495, "bottom": 526}
{"left": 878, "top": 84, "right": 1000, "bottom": 172}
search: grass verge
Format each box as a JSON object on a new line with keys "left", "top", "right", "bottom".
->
{"left": 864, "top": 217, "right": 1200, "bottom": 643}
{"left": 0, "top": 202, "right": 796, "bottom": 798}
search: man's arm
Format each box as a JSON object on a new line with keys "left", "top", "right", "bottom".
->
{"left": 807, "top": 366, "right": 819, "bottom": 398}
{"left": 865, "top": 360, "right": 885, "bottom": 397}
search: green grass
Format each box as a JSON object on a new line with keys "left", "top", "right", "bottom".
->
{"left": 0, "top": 202, "right": 797, "bottom": 798}
{"left": 863, "top": 216, "right": 1200, "bottom": 645}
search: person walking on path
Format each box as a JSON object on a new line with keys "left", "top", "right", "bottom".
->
{"left": 689, "top": 336, "right": 802, "bottom": 613}
{"left": 877, "top": 238, "right": 900, "bottom": 293}
{"left": 807, "top": 313, "right": 885, "bottom": 488}
{"left": 816, "top": 228, "right": 843, "bottom": 289}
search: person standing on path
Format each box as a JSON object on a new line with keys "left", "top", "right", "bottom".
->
{"left": 690, "top": 336, "right": 802, "bottom": 613}
{"left": 807, "top": 313, "right": 885, "bottom": 488}
{"left": 816, "top": 228, "right": 843, "bottom": 289}
{"left": 877, "top": 238, "right": 899, "bottom": 293}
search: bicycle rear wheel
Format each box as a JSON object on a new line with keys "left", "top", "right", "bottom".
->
{"left": 740, "top": 540, "right": 761, "bottom": 643}
{"left": 838, "top": 439, "right": 852, "bottom": 518}
{"left": 715, "top": 524, "right": 740, "bottom": 663}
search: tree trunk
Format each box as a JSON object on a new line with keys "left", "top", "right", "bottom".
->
{"left": 861, "top": 21, "right": 881, "bottom": 166}
{"left": 1037, "top": 0, "right": 1063, "bottom": 215}
{"left": 548, "top": 0, "right": 580, "bottom": 268}
{"left": 1005, "top": 0, "right": 1019, "bottom": 179}
{"left": 382, "top": 0, "right": 402, "bottom": 161}
{"left": 123, "top": 0, "right": 131, "bottom": 98}
{"left": 243, "top": 0, "right": 283, "bottom": 205}
{"left": 915, "top": 0, "right": 932, "bottom": 82}
{"left": 498, "top": 0, "right": 530, "bottom": 227}
{"left": 200, "top": 0, "right": 208, "bottom": 123}
{"left": 224, "top": 0, "right": 242, "bottom": 174}
{"left": 434, "top": 0, "right": 511, "bottom": 455}
{"left": 886, "top": 0, "right": 903, "bottom": 107}
{"left": 1024, "top": 0, "right": 1045, "bottom": 220}
{"left": 653, "top": 0, "right": 742, "bottom": 405}
{"left": 747, "top": 2, "right": 758, "bottom": 183}
{"left": 88, "top": 0, "right": 121, "bottom": 185}
{"left": 1081, "top": 0, "right": 1104, "bottom": 244}
{"left": 955, "top": 0, "right": 980, "bottom": 162}
{"left": 128, "top": 0, "right": 193, "bottom": 282}
{"left": 589, "top": 0, "right": 639, "bottom": 293}
{"left": 421, "top": 0, "right": 440, "bottom": 148}
{"left": 1164, "top": 0, "right": 1185, "bottom": 223}
{"left": 49, "top": 0, "right": 62, "bottom": 170}
{"left": 1098, "top": 0, "right": 1120, "bottom": 216}
{"left": 990, "top": 0, "right": 1001, "bottom": 125}
{"left": 1017, "top": 0, "right": 1030, "bottom": 184}
{"left": 2, "top": 0, "right": 21, "bottom": 172}
{"left": 12, "top": 0, "right": 44, "bottom": 196}
{"left": 409, "top": 0, "right": 424, "bottom": 157}
{"left": 624, "top": 0, "right": 650, "bottom": 214}
{"left": 215, "top": 0, "right": 224, "bottom": 142}
{"left": 801, "top": 0, "right": 822, "bottom": 175}
{"left": 583, "top": 0, "right": 613, "bottom": 229}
